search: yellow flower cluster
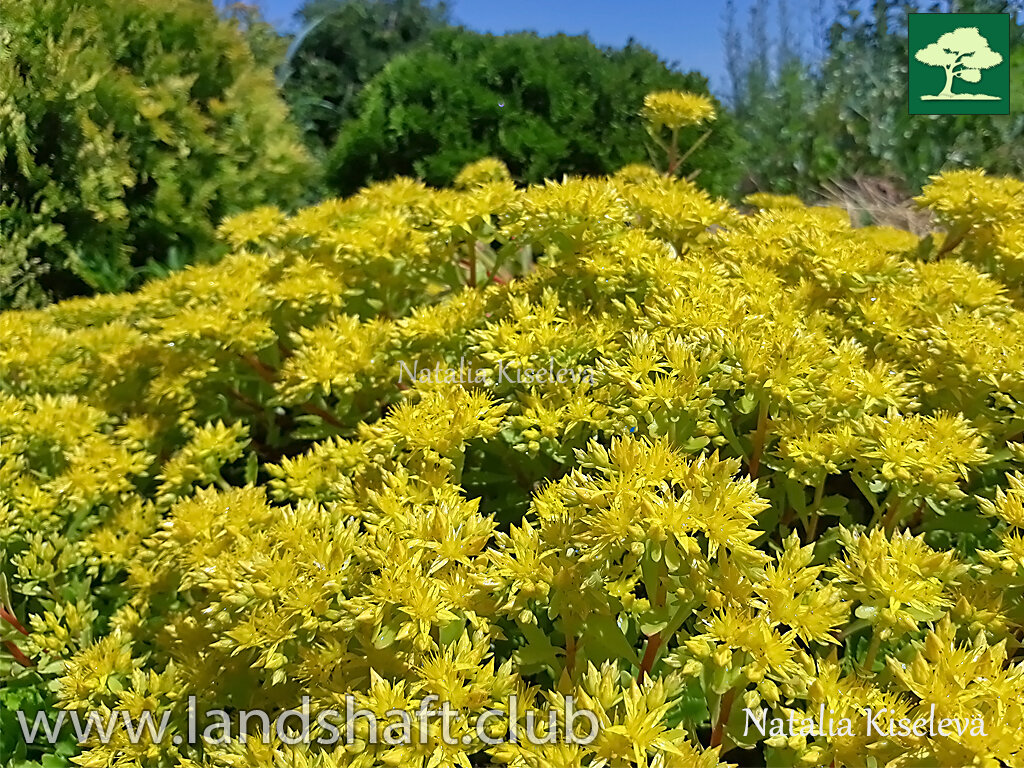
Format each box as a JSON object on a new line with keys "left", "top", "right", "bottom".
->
{"left": 453, "top": 156, "right": 513, "bottom": 189}
{"left": 915, "top": 169, "right": 1024, "bottom": 292}
{"left": 2, "top": 165, "right": 1024, "bottom": 768}
{"left": 743, "top": 192, "right": 806, "bottom": 210}
{"left": 642, "top": 91, "right": 717, "bottom": 130}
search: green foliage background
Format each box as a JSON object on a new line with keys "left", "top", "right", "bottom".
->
{"left": 726, "top": 0, "right": 1024, "bottom": 196}
{"left": 0, "top": 0, "right": 315, "bottom": 309}
{"left": 280, "top": 0, "right": 451, "bottom": 155}
{"left": 326, "top": 28, "right": 741, "bottom": 197}
{"left": 1012, "top": 44, "right": 1024, "bottom": 110}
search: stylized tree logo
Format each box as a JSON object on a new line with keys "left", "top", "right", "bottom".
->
{"left": 914, "top": 26, "right": 1004, "bottom": 100}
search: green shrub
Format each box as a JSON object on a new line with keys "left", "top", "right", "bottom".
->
{"left": 726, "top": 0, "right": 1024, "bottom": 195}
{"left": 222, "top": 1, "right": 292, "bottom": 69}
{"left": 326, "top": 29, "right": 740, "bottom": 197}
{"left": 0, "top": 0, "right": 314, "bottom": 308}
{"left": 1011, "top": 45, "right": 1024, "bottom": 112}
{"left": 281, "top": 0, "right": 451, "bottom": 154}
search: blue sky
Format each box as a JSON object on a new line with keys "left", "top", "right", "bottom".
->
{"left": 248, "top": 0, "right": 825, "bottom": 94}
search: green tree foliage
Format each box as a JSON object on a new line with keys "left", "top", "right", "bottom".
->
{"left": 0, "top": 0, "right": 314, "bottom": 308}
{"left": 1011, "top": 45, "right": 1024, "bottom": 111}
{"left": 326, "top": 28, "right": 740, "bottom": 197}
{"left": 726, "top": 0, "right": 1024, "bottom": 196}
{"left": 281, "top": 0, "right": 451, "bottom": 153}
{"left": 220, "top": 1, "right": 291, "bottom": 68}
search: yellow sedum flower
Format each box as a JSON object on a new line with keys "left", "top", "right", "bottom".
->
{"left": 453, "top": 156, "right": 513, "bottom": 189}
{"left": 2, "top": 165, "right": 1024, "bottom": 768}
{"left": 642, "top": 90, "right": 716, "bottom": 130}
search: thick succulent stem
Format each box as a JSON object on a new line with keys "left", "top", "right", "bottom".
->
{"left": 710, "top": 688, "right": 737, "bottom": 749}
{"left": 637, "top": 632, "right": 663, "bottom": 683}
{"left": 863, "top": 628, "right": 883, "bottom": 675}
{"left": 565, "top": 632, "right": 577, "bottom": 678}
{"left": 666, "top": 128, "right": 680, "bottom": 176}
{"left": 749, "top": 398, "right": 770, "bottom": 479}
{"left": 805, "top": 478, "right": 825, "bottom": 541}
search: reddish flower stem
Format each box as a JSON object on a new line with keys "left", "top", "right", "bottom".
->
{"left": 637, "top": 632, "right": 663, "bottom": 683}
{"left": 0, "top": 605, "right": 28, "bottom": 635}
{"left": 238, "top": 355, "right": 344, "bottom": 429}
{"left": 565, "top": 633, "right": 577, "bottom": 678}
{"left": 3, "top": 640, "right": 34, "bottom": 667}
{"left": 710, "top": 688, "right": 736, "bottom": 748}
{"left": 1, "top": 607, "right": 34, "bottom": 667}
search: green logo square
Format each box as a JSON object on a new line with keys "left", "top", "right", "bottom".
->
{"left": 909, "top": 13, "right": 1010, "bottom": 115}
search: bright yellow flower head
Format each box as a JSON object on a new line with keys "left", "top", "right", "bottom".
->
{"left": 614, "top": 163, "right": 663, "bottom": 185}
{"left": 743, "top": 192, "right": 806, "bottom": 210}
{"left": 453, "top": 156, "right": 513, "bottom": 189}
{"left": 642, "top": 90, "right": 716, "bottom": 130}
{"left": 916, "top": 168, "right": 1024, "bottom": 228}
